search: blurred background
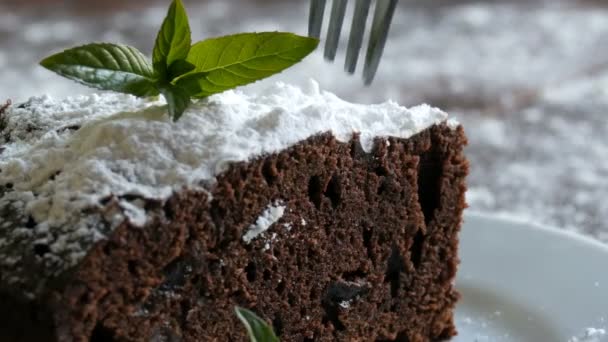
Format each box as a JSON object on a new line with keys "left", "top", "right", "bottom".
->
{"left": 1, "top": 0, "right": 607, "bottom": 242}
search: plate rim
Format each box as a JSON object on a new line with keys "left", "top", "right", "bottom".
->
{"left": 464, "top": 210, "right": 608, "bottom": 252}
{"left": 457, "top": 211, "right": 608, "bottom": 341}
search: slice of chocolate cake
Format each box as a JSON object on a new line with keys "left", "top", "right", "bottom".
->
{"left": 0, "top": 81, "right": 468, "bottom": 341}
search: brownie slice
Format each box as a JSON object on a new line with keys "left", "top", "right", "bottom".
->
{"left": 0, "top": 84, "right": 467, "bottom": 341}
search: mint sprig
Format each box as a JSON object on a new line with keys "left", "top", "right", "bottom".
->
{"left": 40, "top": 0, "right": 318, "bottom": 121}
{"left": 40, "top": 43, "right": 159, "bottom": 97}
{"left": 235, "top": 306, "right": 279, "bottom": 342}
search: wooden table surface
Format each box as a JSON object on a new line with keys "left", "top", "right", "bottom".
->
{"left": 1, "top": 0, "right": 607, "bottom": 242}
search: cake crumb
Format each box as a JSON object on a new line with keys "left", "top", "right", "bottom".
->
{"left": 0, "top": 99, "right": 10, "bottom": 133}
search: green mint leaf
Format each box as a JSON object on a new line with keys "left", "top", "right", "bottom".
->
{"left": 235, "top": 307, "right": 279, "bottom": 342}
{"left": 173, "top": 71, "right": 205, "bottom": 97}
{"left": 153, "top": 0, "right": 191, "bottom": 78}
{"left": 40, "top": 43, "right": 158, "bottom": 97}
{"left": 183, "top": 32, "right": 319, "bottom": 97}
{"left": 160, "top": 86, "right": 191, "bottom": 121}
{"left": 168, "top": 59, "right": 196, "bottom": 80}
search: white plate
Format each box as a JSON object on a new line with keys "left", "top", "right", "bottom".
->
{"left": 455, "top": 212, "right": 608, "bottom": 342}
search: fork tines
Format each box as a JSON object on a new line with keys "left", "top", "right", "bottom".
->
{"left": 308, "top": 0, "right": 327, "bottom": 39}
{"left": 308, "top": 0, "right": 399, "bottom": 85}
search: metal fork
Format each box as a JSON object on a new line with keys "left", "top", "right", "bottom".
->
{"left": 308, "top": 0, "right": 399, "bottom": 85}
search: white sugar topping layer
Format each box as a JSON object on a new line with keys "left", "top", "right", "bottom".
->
{"left": 0, "top": 80, "right": 451, "bottom": 277}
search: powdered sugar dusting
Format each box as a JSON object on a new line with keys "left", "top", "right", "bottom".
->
{"left": 0, "top": 80, "right": 451, "bottom": 291}
{"left": 339, "top": 301, "right": 351, "bottom": 309}
{"left": 242, "top": 202, "right": 285, "bottom": 244}
{"left": 569, "top": 328, "right": 607, "bottom": 342}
